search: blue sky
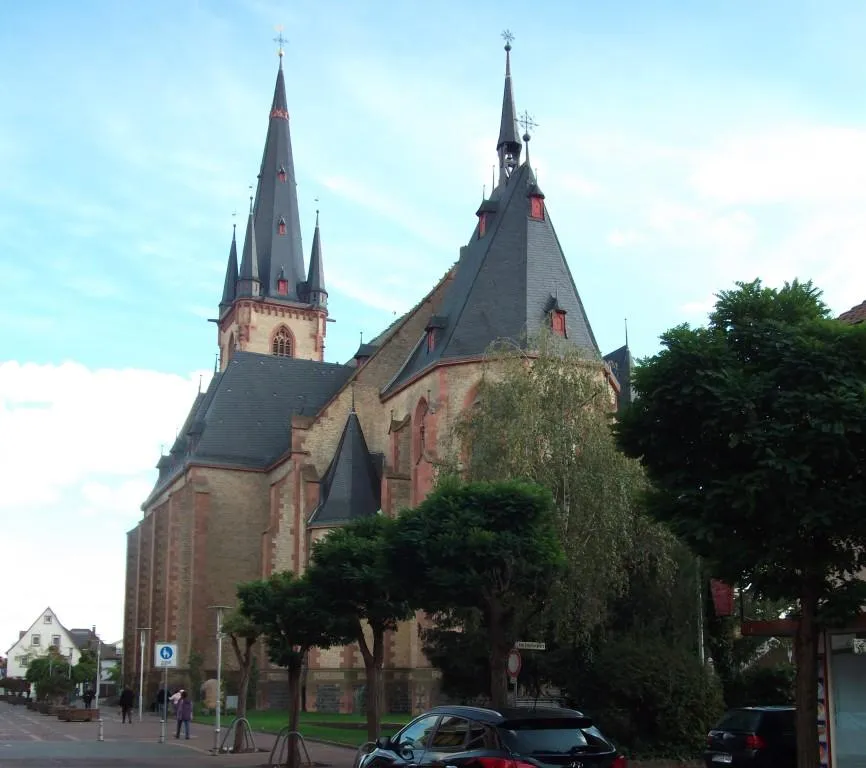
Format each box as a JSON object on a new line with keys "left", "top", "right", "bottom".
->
{"left": 2, "top": 0, "right": 865, "bottom": 648}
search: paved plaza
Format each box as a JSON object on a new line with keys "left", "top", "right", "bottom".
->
{"left": 0, "top": 701, "right": 356, "bottom": 767}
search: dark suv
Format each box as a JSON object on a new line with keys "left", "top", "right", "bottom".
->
{"left": 704, "top": 706, "right": 795, "bottom": 767}
{"left": 360, "top": 705, "right": 627, "bottom": 768}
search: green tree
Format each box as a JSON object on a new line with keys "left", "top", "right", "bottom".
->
{"left": 238, "top": 571, "right": 353, "bottom": 768}
{"left": 306, "top": 515, "right": 413, "bottom": 741}
{"left": 391, "top": 478, "right": 564, "bottom": 707}
{"left": 449, "top": 333, "right": 674, "bottom": 648}
{"left": 187, "top": 650, "right": 204, "bottom": 702}
{"left": 26, "top": 649, "right": 74, "bottom": 701}
{"left": 223, "top": 608, "right": 261, "bottom": 752}
{"left": 615, "top": 279, "right": 866, "bottom": 768}
{"left": 73, "top": 649, "right": 97, "bottom": 691}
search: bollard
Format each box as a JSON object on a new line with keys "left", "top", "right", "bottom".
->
{"left": 159, "top": 716, "right": 166, "bottom": 743}
{"left": 97, "top": 717, "right": 104, "bottom": 742}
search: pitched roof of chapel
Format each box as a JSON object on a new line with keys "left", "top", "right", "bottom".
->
{"left": 383, "top": 162, "right": 600, "bottom": 394}
{"left": 604, "top": 344, "right": 634, "bottom": 412}
{"left": 308, "top": 409, "right": 383, "bottom": 528}
{"left": 839, "top": 300, "right": 866, "bottom": 324}
{"left": 145, "top": 352, "right": 353, "bottom": 507}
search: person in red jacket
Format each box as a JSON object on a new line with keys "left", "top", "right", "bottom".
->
{"left": 175, "top": 690, "right": 193, "bottom": 740}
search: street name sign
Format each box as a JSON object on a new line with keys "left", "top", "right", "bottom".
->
{"left": 515, "top": 641, "right": 546, "bottom": 651}
{"left": 154, "top": 642, "right": 178, "bottom": 669}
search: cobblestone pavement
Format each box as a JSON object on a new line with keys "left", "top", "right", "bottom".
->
{"left": 0, "top": 702, "right": 357, "bottom": 767}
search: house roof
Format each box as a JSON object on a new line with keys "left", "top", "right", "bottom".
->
{"left": 145, "top": 352, "right": 353, "bottom": 506}
{"left": 604, "top": 344, "right": 634, "bottom": 412}
{"left": 308, "top": 410, "right": 382, "bottom": 527}
{"left": 839, "top": 300, "right": 866, "bottom": 325}
{"left": 383, "top": 162, "right": 599, "bottom": 394}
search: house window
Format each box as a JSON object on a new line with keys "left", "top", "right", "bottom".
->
{"left": 426, "top": 329, "right": 436, "bottom": 353}
{"left": 31, "top": 634, "right": 40, "bottom": 646}
{"left": 530, "top": 197, "right": 544, "bottom": 220}
{"left": 551, "top": 309, "right": 567, "bottom": 337}
{"left": 272, "top": 327, "right": 293, "bottom": 357}
{"left": 51, "top": 635, "right": 61, "bottom": 648}
{"left": 278, "top": 165, "right": 287, "bottom": 182}
{"left": 478, "top": 214, "right": 487, "bottom": 238}
{"left": 277, "top": 278, "right": 289, "bottom": 295}
{"left": 278, "top": 216, "right": 286, "bottom": 235}
{"left": 44, "top": 614, "right": 52, "bottom": 624}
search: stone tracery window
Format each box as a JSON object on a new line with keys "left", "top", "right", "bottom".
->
{"left": 272, "top": 326, "right": 294, "bottom": 357}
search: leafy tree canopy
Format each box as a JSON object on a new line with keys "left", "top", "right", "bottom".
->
{"left": 616, "top": 279, "right": 866, "bottom": 603}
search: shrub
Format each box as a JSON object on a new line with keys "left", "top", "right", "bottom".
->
{"left": 726, "top": 663, "right": 795, "bottom": 707}
{"left": 572, "top": 636, "right": 724, "bottom": 760}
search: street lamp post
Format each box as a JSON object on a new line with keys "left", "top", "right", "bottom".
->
{"left": 94, "top": 629, "right": 104, "bottom": 742}
{"left": 137, "top": 627, "right": 151, "bottom": 722}
{"left": 208, "top": 605, "right": 231, "bottom": 753}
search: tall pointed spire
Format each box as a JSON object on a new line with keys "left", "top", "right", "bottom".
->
{"left": 237, "top": 199, "right": 261, "bottom": 297}
{"left": 497, "top": 30, "right": 522, "bottom": 185}
{"left": 219, "top": 224, "right": 238, "bottom": 314}
{"left": 305, "top": 208, "right": 327, "bottom": 307}
{"left": 250, "top": 45, "right": 306, "bottom": 301}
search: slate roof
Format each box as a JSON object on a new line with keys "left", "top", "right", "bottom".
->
{"left": 383, "top": 162, "right": 600, "bottom": 394}
{"left": 839, "top": 300, "right": 866, "bottom": 324}
{"left": 308, "top": 410, "right": 383, "bottom": 527}
{"left": 145, "top": 352, "right": 353, "bottom": 505}
{"left": 237, "top": 208, "right": 260, "bottom": 297}
{"left": 604, "top": 344, "right": 634, "bottom": 412}
{"left": 304, "top": 211, "right": 326, "bottom": 305}
{"left": 249, "top": 62, "right": 306, "bottom": 300}
{"left": 219, "top": 226, "right": 238, "bottom": 313}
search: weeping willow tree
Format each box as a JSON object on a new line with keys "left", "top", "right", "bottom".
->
{"left": 440, "top": 333, "right": 675, "bottom": 647}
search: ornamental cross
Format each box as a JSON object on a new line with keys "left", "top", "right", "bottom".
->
{"left": 519, "top": 110, "right": 537, "bottom": 134}
{"left": 273, "top": 26, "right": 287, "bottom": 58}
{"left": 501, "top": 29, "right": 515, "bottom": 46}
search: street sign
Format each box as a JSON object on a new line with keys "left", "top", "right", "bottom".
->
{"left": 154, "top": 642, "right": 178, "bottom": 669}
{"left": 515, "top": 641, "right": 546, "bottom": 651}
{"left": 507, "top": 649, "right": 522, "bottom": 679}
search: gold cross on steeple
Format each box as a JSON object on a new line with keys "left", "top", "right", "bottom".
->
{"left": 519, "top": 110, "right": 537, "bottom": 135}
{"left": 273, "top": 26, "right": 287, "bottom": 60}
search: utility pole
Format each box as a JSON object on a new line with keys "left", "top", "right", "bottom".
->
{"left": 209, "top": 605, "right": 231, "bottom": 753}
{"left": 137, "top": 627, "right": 151, "bottom": 722}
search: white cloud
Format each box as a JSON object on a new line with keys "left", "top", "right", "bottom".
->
{"left": 0, "top": 361, "right": 210, "bottom": 649}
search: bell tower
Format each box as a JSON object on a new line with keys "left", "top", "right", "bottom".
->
{"left": 216, "top": 42, "right": 328, "bottom": 371}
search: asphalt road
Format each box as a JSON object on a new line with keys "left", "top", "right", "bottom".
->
{"left": 0, "top": 701, "right": 355, "bottom": 767}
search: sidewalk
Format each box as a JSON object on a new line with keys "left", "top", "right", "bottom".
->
{"left": 101, "top": 707, "right": 358, "bottom": 766}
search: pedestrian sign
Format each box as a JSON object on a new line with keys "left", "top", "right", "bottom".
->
{"left": 153, "top": 642, "right": 178, "bottom": 669}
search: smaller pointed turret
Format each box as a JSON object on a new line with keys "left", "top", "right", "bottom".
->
{"left": 305, "top": 209, "right": 327, "bottom": 307}
{"left": 497, "top": 31, "right": 522, "bottom": 185}
{"left": 219, "top": 225, "right": 239, "bottom": 314}
{"left": 237, "top": 200, "right": 261, "bottom": 298}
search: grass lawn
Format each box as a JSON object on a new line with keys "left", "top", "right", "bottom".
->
{"left": 194, "top": 710, "right": 412, "bottom": 748}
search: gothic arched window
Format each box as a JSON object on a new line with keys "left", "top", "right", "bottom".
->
{"left": 272, "top": 326, "right": 294, "bottom": 358}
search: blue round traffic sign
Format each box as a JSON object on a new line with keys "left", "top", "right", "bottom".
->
{"left": 159, "top": 646, "right": 174, "bottom": 660}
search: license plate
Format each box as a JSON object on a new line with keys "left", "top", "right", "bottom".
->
{"left": 712, "top": 755, "right": 732, "bottom": 764}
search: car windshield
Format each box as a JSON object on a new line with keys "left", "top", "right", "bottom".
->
{"left": 716, "top": 710, "right": 763, "bottom": 732}
{"left": 499, "top": 718, "right": 612, "bottom": 755}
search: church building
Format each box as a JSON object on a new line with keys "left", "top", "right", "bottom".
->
{"left": 123, "top": 37, "right": 632, "bottom": 712}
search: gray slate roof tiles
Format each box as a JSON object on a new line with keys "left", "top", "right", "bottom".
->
{"left": 603, "top": 344, "right": 634, "bottom": 412}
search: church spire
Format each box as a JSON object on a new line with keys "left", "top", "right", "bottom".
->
{"left": 219, "top": 224, "right": 238, "bottom": 314}
{"left": 305, "top": 208, "right": 327, "bottom": 307}
{"left": 497, "top": 30, "right": 522, "bottom": 185}
{"left": 236, "top": 200, "right": 260, "bottom": 297}
{"left": 250, "top": 47, "right": 306, "bottom": 301}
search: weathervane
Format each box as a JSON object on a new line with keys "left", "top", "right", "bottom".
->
{"left": 501, "top": 29, "right": 515, "bottom": 48}
{"left": 273, "top": 26, "right": 287, "bottom": 59}
{"left": 519, "top": 110, "right": 537, "bottom": 136}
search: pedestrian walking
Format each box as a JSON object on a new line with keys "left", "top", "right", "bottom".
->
{"left": 119, "top": 686, "right": 134, "bottom": 723}
{"left": 82, "top": 688, "right": 94, "bottom": 710}
{"left": 156, "top": 687, "right": 167, "bottom": 719}
{"left": 175, "top": 690, "right": 193, "bottom": 740}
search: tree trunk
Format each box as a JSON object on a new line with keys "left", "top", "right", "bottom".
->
{"left": 794, "top": 582, "right": 820, "bottom": 768}
{"left": 232, "top": 637, "right": 254, "bottom": 753}
{"left": 357, "top": 623, "right": 386, "bottom": 742}
{"left": 286, "top": 661, "right": 304, "bottom": 768}
{"left": 487, "top": 602, "right": 509, "bottom": 709}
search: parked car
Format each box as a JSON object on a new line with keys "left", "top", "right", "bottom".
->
{"left": 704, "top": 706, "right": 795, "bottom": 767}
{"left": 360, "top": 705, "right": 627, "bottom": 768}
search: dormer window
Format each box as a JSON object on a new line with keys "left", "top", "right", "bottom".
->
{"left": 426, "top": 329, "right": 436, "bottom": 352}
{"left": 551, "top": 309, "right": 567, "bottom": 337}
{"left": 478, "top": 214, "right": 488, "bottom": 238}
{"left": 277, "top": 278, "right": 289, "bottom": 295}
{"left": 530, "top": 196, "right": 544, "bottom": 220}
{"left": 278, "top": 216, "right": 287, "bottom": 236}
{"left": 475, "top": 200, "right": 497, "bottom": 240}
{"left": 278, "top": 165, "right": 287, "bottom": 183}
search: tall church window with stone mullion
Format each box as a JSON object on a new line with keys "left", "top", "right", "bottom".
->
{"left": 272, "top": 327, "right": 294, "bottom": 357}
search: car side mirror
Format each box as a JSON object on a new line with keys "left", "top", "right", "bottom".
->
{"left": 375, "top": 737, "right": 392, "bottom": 750}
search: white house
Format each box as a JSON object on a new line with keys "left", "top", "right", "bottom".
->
{"left": 4, "top": 607, "right": 83, "bottom": 680}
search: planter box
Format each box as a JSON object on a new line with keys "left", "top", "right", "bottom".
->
{"left": 55, "top": 707, "right": 70, "bottom": 720}
{"left": 60, "top": 708, "right": 100, "bottom": 722}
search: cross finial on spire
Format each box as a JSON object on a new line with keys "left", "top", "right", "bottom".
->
{"left": 518, "top": 110, "right": 537, "bottom": 136}
{"left": 274, "top": 26, "right": 287, "bottom": 64}
{"left": 501, "top": 29, "right": 515, "bottom": 50}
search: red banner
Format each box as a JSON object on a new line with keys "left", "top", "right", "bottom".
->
{"left": 711, "top": 579, "right": 735, "bottom": 616}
